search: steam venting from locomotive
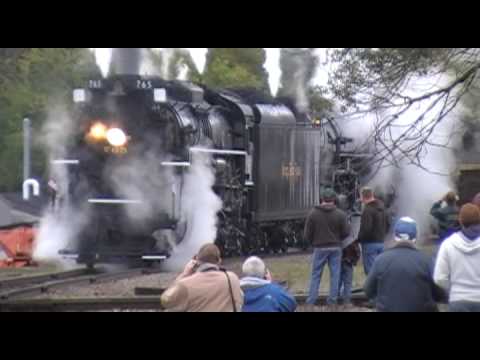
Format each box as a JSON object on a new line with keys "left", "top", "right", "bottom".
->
{"left": 341, "top": 75, "right": 459, "bottom": 241}
{"left": 106, "top": 153, "right": 176, "bottom": 226}
{"left": 33, "top": 106, "right": 91, "bottom": 265}
{"left": 164, "top": 154, "right": 223, "bottom": 271}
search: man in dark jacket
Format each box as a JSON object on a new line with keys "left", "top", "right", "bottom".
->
{"left": 240, "top": 256, "right": 297, "bottom": 312}
{"left": 304, "top": 188, "right": 351, "bottom": 306}
{"left": 364, "top": 217, "right": 444, "bottom": 312}
{"left": 430, "top": 191, "right": 460, "bottom": 244}
{"left": 358, "top": 187, "right": 390, "bottom": 275}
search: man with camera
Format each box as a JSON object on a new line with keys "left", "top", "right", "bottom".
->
{"left": 161, "top": 244, "right": 244, "bottom": 312}
{"left": 430, "top": 191, "right": 460, "bottom": 244}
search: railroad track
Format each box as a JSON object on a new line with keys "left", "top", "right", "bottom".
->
{"left": 0, "top": 294, "right": 370, "bottom": 312}
{"left": 0, "top": 268, "right": 93, "bottom": 291}
{"left": 0, "top": 267, "right": 165, "bottom": 301}
{"left": 226, "top": 248, "right": 311, "bottom": 262}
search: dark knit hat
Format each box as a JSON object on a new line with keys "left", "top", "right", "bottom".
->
{"left": 459, "top": 204, "right": 480, "bottom": 228}
{"left": 322, "top": 188, "right": 337, "bottom": 202}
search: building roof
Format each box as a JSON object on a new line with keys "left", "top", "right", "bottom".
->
{"left": 0, "top": 193, "right": 48, "bottom": 229}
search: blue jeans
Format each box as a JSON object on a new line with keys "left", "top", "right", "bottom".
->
{"left": 339, "top": 262, "right": 354, "bottom": 304}
{"left": 362, "top": 243, "right": 384, "bottom": 275}
{"left": 449, "top": 301, "right": 480, "bottom": 312}
{"left": 307, "top": 248, "right": 342, "bottom": 305}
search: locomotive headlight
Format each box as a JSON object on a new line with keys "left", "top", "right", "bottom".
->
{"left": 88, "top": 122, "right": 108, "bottom": 140}
{"left": 106, "top": 128, "right": 127, "bottom": 147}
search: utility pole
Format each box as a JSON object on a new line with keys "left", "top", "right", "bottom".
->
{"left": 23, "top": 117, "right": 31, "bottom": 183}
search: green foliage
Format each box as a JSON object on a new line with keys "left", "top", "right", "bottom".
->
{"left": 309, "top": 86, "right": 334, "bottom": 117}
{"left": 202, "top": 48, "right": 270, "bottom": 93}
{"left": 0, "top": 131, "right": 23, "bottom": 191}
{"left": 328, "top": 48, "right": 451, "bottom": 109}
{"left": 327, "top": 48, "right": 480, "bottom": 165}
{"left": 0, "top": 48, "right": 100, "bottom": 191}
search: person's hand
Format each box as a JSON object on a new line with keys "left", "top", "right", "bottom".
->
{"left": 182, "top": 259, "right": 198, "bottom": 277}
{"left": 265, "top": 269, "right": 273, "bottom": 281}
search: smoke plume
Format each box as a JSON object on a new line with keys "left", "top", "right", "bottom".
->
{"left": 279, "top": 48, "right": 319, "bottom": 114}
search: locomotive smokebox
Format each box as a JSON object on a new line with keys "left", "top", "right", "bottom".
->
{"left": 111, "top": 48, "right": 143, "bottom": 75}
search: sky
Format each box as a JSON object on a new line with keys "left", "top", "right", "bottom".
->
{"left": 93, "top": 48, "right": 329, "bottom": 95}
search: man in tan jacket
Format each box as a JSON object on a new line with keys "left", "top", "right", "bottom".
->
{"left": 161, "top": 244, "right": 244, "bottom": 312}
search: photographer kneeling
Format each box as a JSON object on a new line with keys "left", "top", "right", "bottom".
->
{"left": 161, "top": 244, "right": 243, "bottom": 312}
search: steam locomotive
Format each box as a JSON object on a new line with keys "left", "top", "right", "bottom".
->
{"left": 56, "top": 74, "right": 366, "bottom": 266}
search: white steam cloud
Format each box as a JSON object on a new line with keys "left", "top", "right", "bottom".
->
{"left": 93, "top": 48, "right": 113, "bottom": 78}
{"left": 33, "top": 105, "right": 91, "bottom": 267}
{"left": 265, "top": 48, "right": 281, "bottom": 95}
{"left": 340, "top": 75, "right": 460, "bottom": 241}
{"left": 94, "top": 48, "right": 208, "bottom": 81}
{"left": 106, "top": 151, "right": 176, "bottom": 226}
{"left": 163, "top": 153, "right": 223, "bottom": 272}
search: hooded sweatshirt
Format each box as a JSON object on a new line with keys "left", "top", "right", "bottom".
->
{"left": 434, "top": 226, "right": 480, "bottom": 303}
{"left": 358, "top": 200, "right": 390, "bottom": 243}
{"left": 304, "top": 204, "right": 350, "bottom": 248}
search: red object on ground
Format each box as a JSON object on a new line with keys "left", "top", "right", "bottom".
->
{"left": 0, "top": 226, "right": 37, "bottom": 268}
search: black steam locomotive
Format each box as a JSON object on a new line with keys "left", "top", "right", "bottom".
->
{"left": 57, "top": 74, "right": 364, "bottom": 266}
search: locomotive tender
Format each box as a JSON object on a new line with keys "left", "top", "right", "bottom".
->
{"left": 57, "top": 74, "right": 362, "bottom": 266}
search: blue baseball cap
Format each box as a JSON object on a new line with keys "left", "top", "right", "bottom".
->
{"left": 394, "top": 217, "right": 417, "bottom": 242}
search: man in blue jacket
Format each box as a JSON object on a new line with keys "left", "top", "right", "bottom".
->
{"left": 240, "top": 256, "right": 297, "bottom": 312}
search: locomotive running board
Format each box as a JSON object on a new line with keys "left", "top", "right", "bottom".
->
{"left": 61, "top": 254, "right": 79, "bottom": 260}
{"left": 88, "top": 199, "right": 143, "bottom": 205}
{"left": 161, "top": 161, "right": 191, "bottom": 167}
{"left": 142, "top": 255, "right": 168, "bottom": 261}
{"left": 59, "top": 253, "right": 167, "bottom": 261}
{"left": 190, "top": 148, "right": 247, "bottom": 156}
{"left": 51, "top": 160, "right": 80, "bottom": 165}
